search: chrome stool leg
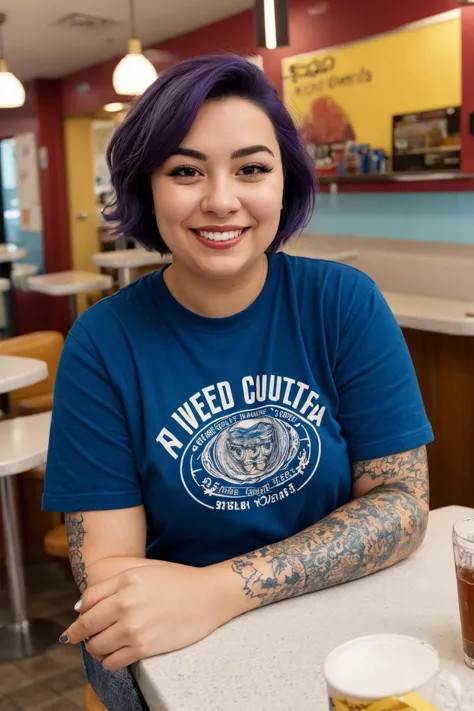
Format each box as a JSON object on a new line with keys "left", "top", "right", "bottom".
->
{"left": 0, "top": 474, "right": 64, "bottom": 660}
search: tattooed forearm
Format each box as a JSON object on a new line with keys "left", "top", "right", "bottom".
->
{"left": 65, "top": 513, "right": 88, "bottom": 593}
{"left": 353, "top": 446, "right": 429, "bottom": 504}
{"left": 231, "top": 447, "right": 429, "bottom": 607}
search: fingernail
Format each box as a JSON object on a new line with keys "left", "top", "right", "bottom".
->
{"left": 59, "top": 635, "right": 69, "bottom": 644}
{"left": 74, "top": 600, "right": 83, "bottom": 612}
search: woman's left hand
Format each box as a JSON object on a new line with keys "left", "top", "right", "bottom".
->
{"left": 61, "top": 561, "right": 230, "bottom": 671}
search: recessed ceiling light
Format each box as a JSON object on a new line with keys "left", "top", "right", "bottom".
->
{"left": 104, "top": 102, "right": 125, "bottom": 112}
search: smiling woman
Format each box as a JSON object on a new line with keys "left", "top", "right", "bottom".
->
{"left": 43, "top": 54, "right": 433, "bottom": 711}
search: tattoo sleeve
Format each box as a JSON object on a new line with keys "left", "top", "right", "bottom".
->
{"left": 65, "top": 513, "right": 88, "bottom": 593}
{"left": 231, "top": 446, "right": 429, "bottom": 606}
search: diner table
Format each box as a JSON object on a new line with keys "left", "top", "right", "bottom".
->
{"left": 136, "top": 505, "right": 474, "bottom": 710}
{"left": 0, "top": 353, "right": 62, "bottom": 660}
{"left": 27, "top": 270, "right": 113, "bottom": 323}
{"left": 92, "top": 248, "right": 172, "bottom": 288}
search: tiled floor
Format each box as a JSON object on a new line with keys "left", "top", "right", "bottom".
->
{"left": 0, "top": 563, "right": 86, "bottom": 710}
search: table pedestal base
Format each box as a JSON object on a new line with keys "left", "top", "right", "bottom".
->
{"left": 0, "top": 619, "right": 65, "bottom": 660}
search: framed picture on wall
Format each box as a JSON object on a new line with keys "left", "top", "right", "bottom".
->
{"left": 392, "top": 106, "right": 461, "bottom": 172}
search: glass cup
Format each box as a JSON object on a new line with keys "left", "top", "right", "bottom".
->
{"left": 453, "top": 517, "right": 474, "bottom": 669}
{"left": 323, "top": 634, "right": 463, "bottom": 710}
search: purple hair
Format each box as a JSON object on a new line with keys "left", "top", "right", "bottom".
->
{"left": 105, "top": 54, "right": 316, "bottom": 254}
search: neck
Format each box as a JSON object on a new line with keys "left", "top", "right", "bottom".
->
{"left": 163, "top": 255, "right": 269, "bottom": 318}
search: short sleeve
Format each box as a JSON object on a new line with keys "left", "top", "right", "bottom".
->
{"left": 334, "top": 278, "right": 433, "bottom": 462}
{"left": 42, "top": 323, "right": 142, "bottom": 512}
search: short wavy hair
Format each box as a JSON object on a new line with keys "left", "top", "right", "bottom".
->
{"left": 105, "top": 54, "right": 316, "bottom": 254}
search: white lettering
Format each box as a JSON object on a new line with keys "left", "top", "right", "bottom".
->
{"left": 171, "top": 402, "right": 199, "bottom": 435}
{"left": 217, "top": 381, "right": 234, "bottom": 410}
{"left": 300, "top": 389, "right": 318, "bottom": 415}
{"left": 268, "top": 375, "right": 282, "bottom": 402}
{"left": 282, "top": 377, "right": 295, "bottom": 405}
{"left": 201, "top": 385, "right": 222, "bottom": 416}
{"left": 256, "top": 375, "right": 267, "bottom": 402}
{"left": 242, "top": 376, "right": 255, "bottom": 404}
{"left": 156, "top": 428, "right": 183, "bottom": 460}
{"left": 292, "top": 381, "right": 310, "bottom": 409}
{"left": 308, "top": 404, "right": 326, "bottom": 427}
{"left": 189, "top": 392, "right": 211, "bottom": 423}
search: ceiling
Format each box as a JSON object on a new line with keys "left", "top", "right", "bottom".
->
{"left": 0, "top": 0, "right": 254, "bottom": 81}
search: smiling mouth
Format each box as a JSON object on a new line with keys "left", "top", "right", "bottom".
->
{"left": 190, "top": 227, "right": 249, "bottom": 243}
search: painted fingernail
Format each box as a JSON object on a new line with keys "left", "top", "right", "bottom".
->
{"left": 59, "top": 635, "right": 69, "bottom": 644}
{"left": 74, "top": 600, "right": 83, "bottom": 612}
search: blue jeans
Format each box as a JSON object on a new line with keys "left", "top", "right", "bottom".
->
{"left": 81, "top": 643, "right": 150, "bottom": 711}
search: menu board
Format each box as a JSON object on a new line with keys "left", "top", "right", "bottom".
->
{"left": 281, "top": 11, "right": 461, "bottom": 173}
{"left": 392, "top": 106, "right": 461, "bottom": 172}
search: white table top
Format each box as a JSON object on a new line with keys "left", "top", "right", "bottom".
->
{"left": 27, "top": 270, "right": 113, "bottom": 296}
{"left": 137, "top": 506, "right": 473, "bottom": 710}
{"left": 0, "top": 244, "right": 28, "bottom": 264}
{"left": 384, "top": 291, "right": 474, "bottom": 337}
{"left": 0, "top": 355, "right": 48, "bottom": 395}
{"left": 0, "top": 278, "right": 10, "bottom": 292}
{"left": 92, "top": 249, "right": 172, "bottom": 269}
{"left": 0, "top": 411, "right": 51, "bottom": 477}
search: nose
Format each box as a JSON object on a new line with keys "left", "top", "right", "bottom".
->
{"left": 201, "top": 177, "right": 241, "bottom": 217}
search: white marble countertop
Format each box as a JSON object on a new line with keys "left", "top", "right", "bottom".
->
{"left": 92, "top": 249, "right": 172, "bottom": 269}
{"left": 384, "top": 291, "right": 474, "bottom": 337}
{"left": 0, "top": 355, "right": 48, "bottom": 395}
{"left": 0, "top": 411, "right": 51, "bottom": 477}
{"left": 27, "top": 270, "right": 113, "bottom": 296}
{"left": 0, "top": 245, "right": 28, "bottom": 264}
{"left": 137, "top": 506, "right": 473, "bottom": 710}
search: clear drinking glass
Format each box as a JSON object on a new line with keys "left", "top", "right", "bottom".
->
{"left": 453, "top": 517, "right": 474, "bottom": 669}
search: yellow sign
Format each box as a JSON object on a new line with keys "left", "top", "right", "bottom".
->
{"left": 282, "top": 13, "right": 461, "bottom": 156}
{"left": 331, "top": 693, "right": 440, "bottom": 711}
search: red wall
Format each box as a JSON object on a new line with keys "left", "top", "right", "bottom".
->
{"left": 1, "top": 0, "right": 472, "bottom": 334}
{"left": 60, "top": 0, "right": 460, "bottom": 114}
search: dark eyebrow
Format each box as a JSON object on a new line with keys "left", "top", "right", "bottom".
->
{"left": 172, "top": 147, "right": 207, "bottom": 161}
{"left": 231, "top": 145, "right": 275, "bottom": 159}
{"left": 171, "top": 145, "right": 275, "bottom": 161}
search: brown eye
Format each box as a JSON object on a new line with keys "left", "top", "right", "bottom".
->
{"left": 168, "top": 166, "right": 201, "bottom": 178}
{"left": 238, "top": 163, "right": 273, "bottom": 177}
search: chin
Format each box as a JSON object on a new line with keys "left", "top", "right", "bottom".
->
{"left": 191, "top": 251, "right": 256, "bottom": 280}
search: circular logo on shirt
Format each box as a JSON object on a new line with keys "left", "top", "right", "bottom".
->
{"left": 180, "top": 405, "right": 321, "bottom": 510}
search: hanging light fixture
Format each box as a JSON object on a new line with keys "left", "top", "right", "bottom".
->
{"left": 255, "top": 0, "right": 289, "bottom": 50}
{"left": 0, "top": 14, "right": 25, "bottom": 108}
{"left": 112, "top": 0, "right": 158, "bottom": 96}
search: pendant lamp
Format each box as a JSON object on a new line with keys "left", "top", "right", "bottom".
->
{"left": 112, "top": 0, "right": 158, "bottom": 96}
{"left": 0, "top": 14, "right": 25, "bottom": 109}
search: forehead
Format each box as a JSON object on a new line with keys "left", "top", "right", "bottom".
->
{"left": 181, "top": 97, "right": 279, "bottom": 153}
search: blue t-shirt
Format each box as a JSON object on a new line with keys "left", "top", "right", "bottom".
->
{"left": 43, "top": 253, "right": 433, "bottom": 567}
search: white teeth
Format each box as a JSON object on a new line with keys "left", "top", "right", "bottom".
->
{"left": 196, "top": 229, "right": 244, "bottom": 242}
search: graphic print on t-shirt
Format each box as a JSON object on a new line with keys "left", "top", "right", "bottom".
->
{"left": 156, "top": 374, "right": 326, "bottom": 511}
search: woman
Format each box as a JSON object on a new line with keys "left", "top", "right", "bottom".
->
{"left": 43, "top": 54, "right": 433, "bottom": 711}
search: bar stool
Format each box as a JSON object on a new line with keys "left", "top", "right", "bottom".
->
{"left": 84, "top": 683, "right": 107, "bottom": 710}
{"left": 0, "top": 412, "right": 63, "bottom": 660}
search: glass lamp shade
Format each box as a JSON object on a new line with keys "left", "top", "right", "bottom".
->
{"left": 0, "top": 59, "right": 25, "bottom": 108}
{"left": 112, "top": 38, "right": 158, "bottom": 96}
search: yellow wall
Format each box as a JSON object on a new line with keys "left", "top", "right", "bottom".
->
{"left": 63, "top": 117, "right": 99, "bottom": 313}
{"left": 282, "top": 14, "right": 461, "bottom": 154}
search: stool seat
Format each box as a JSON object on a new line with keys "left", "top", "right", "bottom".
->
{"left": 18, "top": 393, "right": 53, "bottom": 416}
{"left": 44, "top": 524, "right": 68, "bottom": 558}
{"left": 84, "top": 683, "right": 108, "bottom": 711}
